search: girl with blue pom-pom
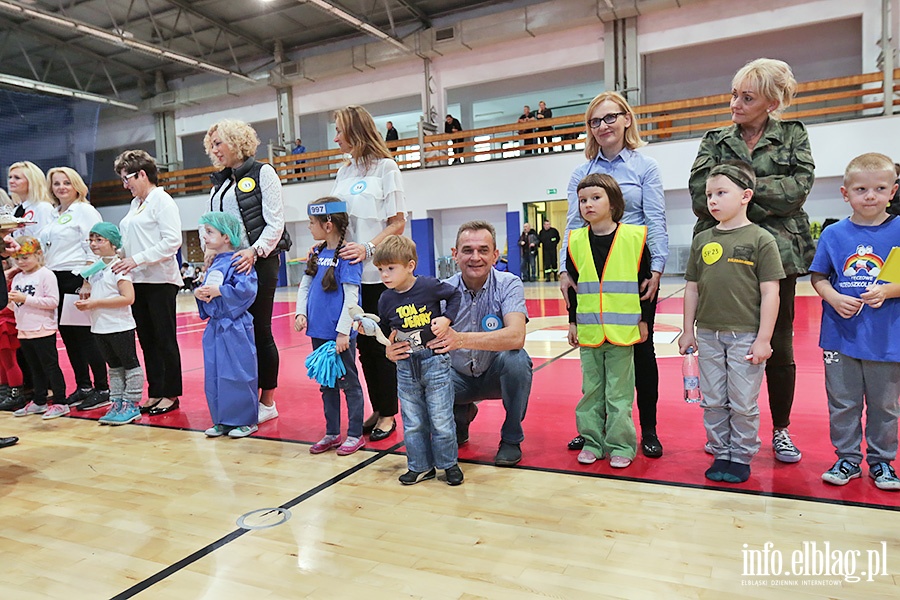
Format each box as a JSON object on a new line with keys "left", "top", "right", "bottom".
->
{"left": 294, "top": 197, "right": 365, "bottom": 456}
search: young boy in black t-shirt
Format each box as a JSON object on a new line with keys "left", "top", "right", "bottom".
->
{"left": 375, "top": 235, "right": 463, "bottom": 486}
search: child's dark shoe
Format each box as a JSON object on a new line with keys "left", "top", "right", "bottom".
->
{"left": 705, "top": 459, "right": 730, "bottom": 482}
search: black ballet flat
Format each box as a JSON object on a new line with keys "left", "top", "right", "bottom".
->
{"left": 139, "top": 398, "right": 162, "bottom": 414}
{"left": 369, "top": 420, "right": 396, "bottom": 442}
{"left": 148, "top": 398, "right": 180, "bottom": 416}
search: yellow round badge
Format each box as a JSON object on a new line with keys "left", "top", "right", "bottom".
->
{"left": 702, "top": 242, "right": 723, "bottom": 265}
{"left": 237, "top": 177, "right": 256, "bottom": 193}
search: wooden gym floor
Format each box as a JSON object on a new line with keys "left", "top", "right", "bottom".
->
{"left": 0, "top": 279, "right": 898, "bottom": 599}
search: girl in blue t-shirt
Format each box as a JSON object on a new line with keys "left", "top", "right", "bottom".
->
{"left": 294, "top": 197, "right": 365, "bottom": 456}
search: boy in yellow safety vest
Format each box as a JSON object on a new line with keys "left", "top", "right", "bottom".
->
{"left": 566, "top": 173, "right": 652, "bottom": 469}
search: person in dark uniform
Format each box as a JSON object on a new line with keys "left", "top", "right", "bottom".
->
{"left": 538, "top": 220, "right": 560, "bottom": 281}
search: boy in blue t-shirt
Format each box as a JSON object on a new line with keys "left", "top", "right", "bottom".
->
{"left": 375, "top": 235, "right": 463, "bottom": 486}
{"left": 811, "top": 152, "right": 900, "bottom": 491}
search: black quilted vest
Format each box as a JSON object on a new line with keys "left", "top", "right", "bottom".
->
{"left": 209, "top": 158, "right": 292, "bottom": 252}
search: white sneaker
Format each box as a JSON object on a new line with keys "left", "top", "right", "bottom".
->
{"left": 13, "top": 401, "right": 47, "bottom": 417}
{"left": 42, "top": 404, "right": 71, "bottom": 420}
{"left": 258, "top": 402, "right": 278, "bottom": 424}
{"left": 228, "top": 424, "right": 258, "bottom": 438}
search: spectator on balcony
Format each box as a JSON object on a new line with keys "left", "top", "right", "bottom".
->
{"left": 112, "top": 150, "right": 183, "bottom": 416}
{"left": 385, "top": 121, "right": 399, "bottom": 142}
{"left": 7, "top": 161, "right": 55, "bottom": 239}
{"left": 444, "top": 114, "right": 465, "bottom": 164}
{"left": 332, "top": 105, "right": 407, "bottom": 442}
{"left": 535, "top": 100, "right": 553, "bottom": 153}
{"left": 688, "top": 58, "right": 816, "bottom": 465}
{"left": 517, "top": 106, "right": 536, "bottom": 155}
{"left": 560, "top": 91, "right": 669, "bottom": 460}
{"left": 42, "top": 166, "right": 109, "bottom": 410}
{"left": 204, "top": 119, "right": 291, "bottom": 426}
{"left": 291, "top": 138, "right": 307, "bottom": 174}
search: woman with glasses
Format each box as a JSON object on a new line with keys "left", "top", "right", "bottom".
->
{"left": 111, "top": 150, "right": 183, "bottom": 416}
{"left": 688, "top": 58, "right": 815, "bottom": 465}
{"left": 559, "top": 91, "right": 669, "bottom": 459}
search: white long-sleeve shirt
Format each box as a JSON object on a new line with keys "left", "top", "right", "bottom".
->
{"left": 41, "top": 202, "right": 103, "bottom": 271}
{"left": 11, "top": 266, "right": 59, "bottom": 337}
{"left": 13, "top": 200, "right": 56, "bottom": 240}
{"left": 118, "top": 186, "right": 183, "bottom": 286}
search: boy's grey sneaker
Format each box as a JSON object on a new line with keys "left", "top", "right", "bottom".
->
{"left": 494, "top": 441, "right": 522, "bottom": 467}
{"left": 79, "top": 389, "right": 111, "bottom": 411}
{"left": 869, "top": 462, "right": 900, "bottom": 491}
{"left": 773, "top": 429, "right": 802, "bottom": 463}
{"left": 821, "top": 459, "right": 861, "bottom": 486}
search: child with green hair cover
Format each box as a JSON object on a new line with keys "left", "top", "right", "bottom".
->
{"left": 195, "top": 211, "right": 259, "bottom": 438}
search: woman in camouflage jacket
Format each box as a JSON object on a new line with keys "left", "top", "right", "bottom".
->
{"left": 688, "top": 58, "right": 815, "bottom": 465}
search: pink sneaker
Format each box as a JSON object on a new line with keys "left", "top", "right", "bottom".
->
{"left": 309, "top": 435, "right": 341, "bottom": 454}
{"left": 42, "top": 403, "right": 71, "bottom": 420}
{"left": 577, "top": 450, "right": 598, "bottom": 464}
{"left": 610, "top": 456, "right": 632, "bottom": 468}
{"left": 336, "top": 436, "right": 365, "bottom": 456}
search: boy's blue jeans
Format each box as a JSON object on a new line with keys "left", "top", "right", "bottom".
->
{"left": 397, "top": 351, "right": 458, "bottom": 472}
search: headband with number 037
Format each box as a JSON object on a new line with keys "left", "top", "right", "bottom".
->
{"left": 308, "top": 201, "right": 348, "bottom": 216}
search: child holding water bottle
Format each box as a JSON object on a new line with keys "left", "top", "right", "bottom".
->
{"left": 678, "top": 161, "right": 784, "bottom": 483}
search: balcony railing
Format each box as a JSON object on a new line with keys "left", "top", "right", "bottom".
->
{"left": 90, "top": 69, "right": 900, "bottom": 206}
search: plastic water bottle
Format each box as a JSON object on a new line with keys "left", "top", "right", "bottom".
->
{"left": 683, "top": 347, "right": 702, "bottom": 403}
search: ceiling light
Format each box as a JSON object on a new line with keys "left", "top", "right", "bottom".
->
{"left": 0, "top": 72, "right": 138, "bottom": 110}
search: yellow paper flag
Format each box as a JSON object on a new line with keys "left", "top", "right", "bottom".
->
{"left": 879, "top": 247, "right": 900, "bottom": 283}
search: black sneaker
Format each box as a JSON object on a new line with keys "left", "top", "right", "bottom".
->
{"left": 399, "top": 468, "right": 436, "bottom": 485}
{"left": 64, "top": 387, "right": 94, "bottom": 407}
{"left": 494, "top": 441, "right": 522, "bottom": 467}
{"left": 0, "top": 387, "right": 25, "bottom": 412}
{"left": 641, "top": 433, "right": 664, "bottom": 458}
{"left": 78, "top": 389, "right": 111, "bottom": 411}
{"left": 567, "top": 435, "right": 585, "bottom": 451}
{"left": 444, "top": 465, "right": 464, "bottom": 486}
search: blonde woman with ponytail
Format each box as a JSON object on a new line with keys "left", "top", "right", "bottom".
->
{"left": 294, "top": 197, "right": 366, "bottom": 456}
{"left": 7, "top": 161, "right": 55, "bottom": 238}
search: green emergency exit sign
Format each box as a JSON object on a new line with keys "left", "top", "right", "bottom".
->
{"left": 547, "top": 188, "right": 557, "bottom": 195}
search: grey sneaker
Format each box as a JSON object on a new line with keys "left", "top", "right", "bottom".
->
{"left": 773, "top": 429, "right": 802, "bottom": 463}
{"left": 822, "top": 459, "right": 861, "bottom": 486}
{"left": 869, "top": 462, "right": 900, "bottom": 491}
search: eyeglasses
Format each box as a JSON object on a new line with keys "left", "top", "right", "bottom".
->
{"left": 588, "top": 112, "right": 627, "bottom": 128}
{"left": 121, "top": 172, "right": 138, "bottom": 184}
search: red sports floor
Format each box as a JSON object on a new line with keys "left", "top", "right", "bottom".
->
{"left": 62, "top": 290, "right": 900, "bottom": 512}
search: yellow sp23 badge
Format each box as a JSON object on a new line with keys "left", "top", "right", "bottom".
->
{"left": 237, "top": 177, "right": 256, "bottom": 193}
{"left": 702, "top": 242, "right": 723, "bottom": 265}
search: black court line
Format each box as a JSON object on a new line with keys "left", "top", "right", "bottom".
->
{"left": 109, "top": 440, "right": 405, "bottom": 600}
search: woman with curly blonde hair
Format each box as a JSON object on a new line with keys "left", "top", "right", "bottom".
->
{"left": 330, "top": 105, "right": 407, "bottom": 441}
{"left": 204, "top": 119, "right": 289, "bottom": 425}
{"left": 41, "top": 166, "right": 108, "bottom": 409}
{"left": 7, "top": 161, "right": 55, "bottom": 238}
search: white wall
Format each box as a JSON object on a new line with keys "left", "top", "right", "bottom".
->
{"left": 99, "top": 114, "right": 900, "bottom": 268}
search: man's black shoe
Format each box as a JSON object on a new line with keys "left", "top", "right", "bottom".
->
{"left": 0, "top": 436, "right": 19, "bottom": 448}
{"left": 494, "top": 441, "right": 522, "bottom": 467}
{"left": 641, "top": 433, "right": 664, "bottom": 458}
{"left": 567, "top": 435, "right": 585, "bottom": 451}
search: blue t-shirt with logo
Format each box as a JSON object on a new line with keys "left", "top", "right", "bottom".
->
{"left": 306, "top": 247, "right": 362, "bottom": 341}
{"left": 810, "top": 215, "right": 900, "bottom": 362}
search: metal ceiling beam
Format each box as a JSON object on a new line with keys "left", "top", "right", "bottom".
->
{"left": 393, "top": 0, "right": 432, "bottom": 28}
{"left": 0, "top": 71, "right": 139, "bottom": 109}
{"left": 302, "top": 0, "right": 413, "bottom": 53}
{"left": 0, "top": 0, "right": 255, "bottom": 82}
{"left": 0, "top": 14, "right": 148, "bottom": 81}
{"left": 158, "top": 0, "right": 270, "bottom": 54}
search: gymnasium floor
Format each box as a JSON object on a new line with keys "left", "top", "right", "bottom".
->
{"left": 1, "top": 278, "right": 898, "bottom": 599}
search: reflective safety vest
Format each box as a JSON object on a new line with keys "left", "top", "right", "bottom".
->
{"left": 568, "top": 224, "right": 647, "bottom": 346}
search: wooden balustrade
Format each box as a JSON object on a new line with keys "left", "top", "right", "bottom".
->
{"left": 89, "top": 69, "right": 900, "bottom": 206}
